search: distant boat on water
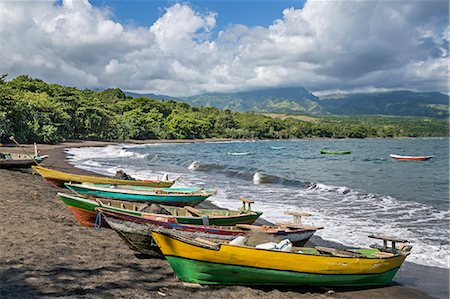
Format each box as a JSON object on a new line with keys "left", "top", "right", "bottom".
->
{"left": 320, "top": 149, "right": 351, "bottom": 155}
{"left": 390, "top": 154, "right": 433, "bottom": 161}
{"left": 227, "top": 152, "right": 252, "bottom": 156}
{"left": 270, "top": 146, "right": 285, "bottom": 150}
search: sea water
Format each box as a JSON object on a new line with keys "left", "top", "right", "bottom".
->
{"left": 66, "top": 138, "right": 449, "bottom": 269}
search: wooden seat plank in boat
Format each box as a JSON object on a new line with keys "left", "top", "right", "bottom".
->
{"left": 184, "top": 206, "right": 205, "bottom": 217}
{"left": 369, "top": 234, "right": 409, "bottom": 243}
{"left": 284, "top": 211, "right": 313, "bottom": 224}
{"left": 239, "top": 198, "right": 254, "bottom": 212}
{"left": 369, "top": 234, "right": 409, "bottom": 253}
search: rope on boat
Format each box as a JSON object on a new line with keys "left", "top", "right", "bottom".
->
{"left": 94, "top": 211, "right": 102, "bottom": 230}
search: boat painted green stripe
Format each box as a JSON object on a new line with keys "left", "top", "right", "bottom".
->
{"left": 59, "top": 194, "right": 261, "bottom": 226}
{"left": 59, "top": 194, "right": 142, "bottom": 216}
{"left": 176, "top": 212, "right": 262, "bottom": 226}
{"left": 60, "top": 195, "right": 99, "bottom": 212}
{"left": 165, "top": 256, "right": 399, "bottom": 286}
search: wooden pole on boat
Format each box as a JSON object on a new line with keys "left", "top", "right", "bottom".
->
{"left": 9, "top": 136, "right": 39, "bottom": 165}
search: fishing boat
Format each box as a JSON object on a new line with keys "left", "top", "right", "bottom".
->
{"left": 57, "top": 193, "right": 262, "bottom": 228}
{"left": 0, "top": 152, "right": 48, "bottom": 169}
{"left": 32, "top": 165, "right": 175, "bottom": 188}
{"left": 227, "top": 152, "right": 252, "bottom": 156}
{"left": 0, "top": 140, "right": 48, "bottom": 169}
{"left": 65, "top": 183, "right": 216, "bottom": 206}
{"left": 151, "top": 231, "right": 411, "bottom": 287}
{"left": 390, "top": 154, "right": 433, "bottom": 161}
{"left": 320, "top": 149, "right": 351, "bottom": 155}
{"left": 97, "top": 207, "right": 321, "bottom": 256}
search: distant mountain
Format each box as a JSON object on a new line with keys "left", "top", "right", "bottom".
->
{"left": 127, "top": 87, "right": 324, "bottom": 114}
{"left": 320, "top": 91, "right": 449, "bottom": 118}
{"left": 182, "top": 87, "right": 323, "bottom": 114}
{"left": 126, "top": 88, "right": 449, "bottom": 118}
{"left": 125, "top": 91, "right": 178, "bottom": 102}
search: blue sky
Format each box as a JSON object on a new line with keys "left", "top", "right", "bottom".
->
{"left": 90, "top": 0, "right": 305, "bottom": 30}
{"left": 1, "top": 0, "right": 448, "bottom": 96}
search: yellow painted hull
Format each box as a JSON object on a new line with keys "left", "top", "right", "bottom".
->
{"left": 32, "top": 166, "right": 174, "bottom": 188}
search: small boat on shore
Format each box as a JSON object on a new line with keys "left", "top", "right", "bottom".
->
{"left": 57, "top": 193, "right": 263, "bottom": 228}
{"left": 320, "top": 149, "right": 351, "bottom": 155}
{"left": 65, "top": 183, "right": 216, "bottom": 206}
{"left": 0, "top": 140, "right": 48, "bottom": 169}
{"left": 32, "top": 165, "right": 175, "bottom": 188}
{"left": 98, "top": 207, "right": 321, "bottom": 256}
{"left": 0, "top": 152, "right": 48, "bottom": 169}
{"left": 390, "top": 154, "right": 433, "bottom": 161}
{"left": 151, "top": 231, "right": 411, "bottom": 287}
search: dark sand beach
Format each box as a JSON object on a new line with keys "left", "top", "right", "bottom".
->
{"left": 0, "top": 141, "right": 444, "bottom": 298}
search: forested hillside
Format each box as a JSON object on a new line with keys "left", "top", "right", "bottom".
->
{"left": 320, "top": 91, "right": 449, "bottom": 118}
{"left": 0, "top": 75, "right": 447, "bottom": 144}
{"left": 128, "top": 88, "right": 449, "bottom": 118}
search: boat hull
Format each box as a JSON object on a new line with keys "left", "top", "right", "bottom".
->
{"left": 32, "top": 166, "right": 174, "bottom": 187}
{"left": 165, "top": 256, "right": 400, "bottom": 286}
{"left": 58, "top": 193, "right": 262, "bottom": 228}
{"left": 66, "top": 184, "right": 208, "bottom": 206}
{"left": 59, "top": 193, "right": 109, "bottom": 227}
{"left": 320, "top": 150, "right": 351, "bottom": 155}
{"left": 390, "top": 154, "right": 432, "bottom": 161}
{"left": 0, "top": 159, "right": 35, "bottom": 169}
{"left": 152, "top": 231, "right": 407, "bottom": 287}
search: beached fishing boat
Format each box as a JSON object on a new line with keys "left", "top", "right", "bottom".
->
{"left": 0, "top": 140, "right": 49, "bottom": 169}
{"left": 151, "top": 231, "right": 411, "bottom": 287}
{"left": 320, "top": 149, "right": 351, "bottom": 155}
{"left": 97, "top": 207, "right": 320, "bottom": 256}
{"left": 390, "top": 154, "right": 433, "bottom": 161}
{"left": 32, "top": 165, "right": 175, "bottom": 188}
{"left": 0, "top": 152, "right": 48, "bottom": 169}
{"left": 57, "top": 193, "right": 262, "bottom": 228}
{"left": 65, "top": 183, "right": 216, "bottom": 206}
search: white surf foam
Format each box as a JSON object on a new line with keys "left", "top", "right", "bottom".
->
{"left": 65, "top": 144, "right": 148, "bottom": 162}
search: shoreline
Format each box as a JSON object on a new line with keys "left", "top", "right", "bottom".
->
{"left": 1, "top": 141, "right": 447, "bottom": 298}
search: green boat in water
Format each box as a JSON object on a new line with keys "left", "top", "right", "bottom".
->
{"left": 320, "top": 149, "right": 352, "bottom": 155}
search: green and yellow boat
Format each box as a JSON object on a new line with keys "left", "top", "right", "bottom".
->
{"left": 152, "top": 231, "right": 411, "bottom": 287}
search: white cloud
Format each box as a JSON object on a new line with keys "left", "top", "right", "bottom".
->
{"left": 0, "top": 0, "right": 448, "bottom": 96}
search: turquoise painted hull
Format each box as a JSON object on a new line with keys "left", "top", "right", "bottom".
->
{"left": 66, "top": 185, "right": 209, "bottom": 206}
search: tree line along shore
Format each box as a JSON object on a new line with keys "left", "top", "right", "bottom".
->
{"left": 1, "top": 75, "right": 448, "bottom": 144}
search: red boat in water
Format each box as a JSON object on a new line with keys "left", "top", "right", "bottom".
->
{"left": 390, "top": 154, "right": 433, "bottom": 161}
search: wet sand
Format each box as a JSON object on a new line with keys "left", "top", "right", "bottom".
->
{"left": 0, "top": 141, "right": 442, "bottom": 298}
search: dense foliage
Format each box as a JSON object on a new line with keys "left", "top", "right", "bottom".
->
{"left": 0, "top": 75, "right": 448, "bottom": 144}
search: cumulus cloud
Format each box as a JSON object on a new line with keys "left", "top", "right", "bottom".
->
{"left": 0, "top": 0, "right": 448, "bottom": 95}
